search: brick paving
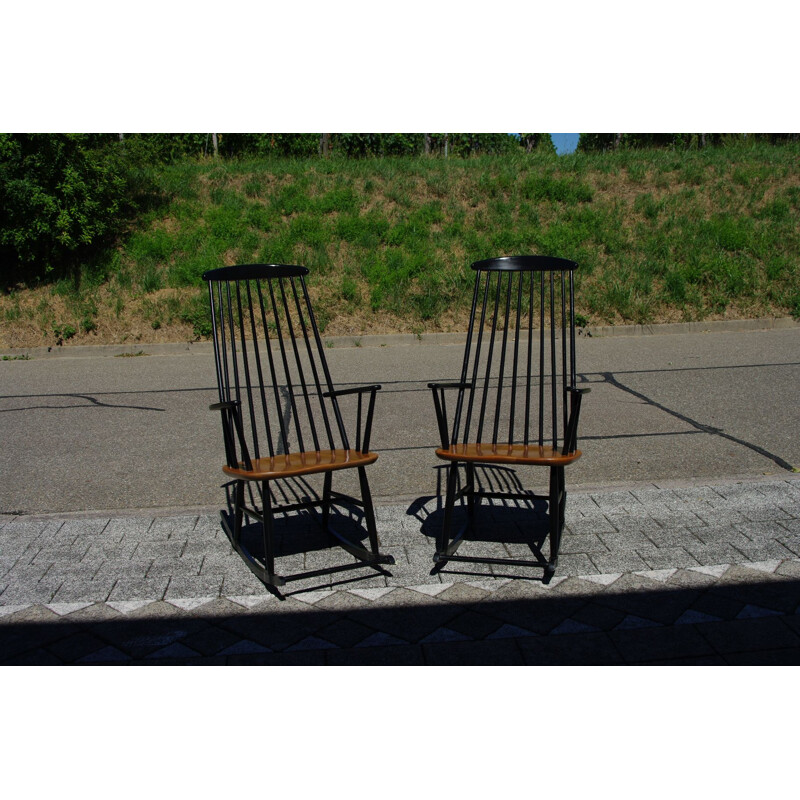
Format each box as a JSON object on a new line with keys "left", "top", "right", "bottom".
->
{"left": 1, "top": 475, "right": 799, "bottom": 664}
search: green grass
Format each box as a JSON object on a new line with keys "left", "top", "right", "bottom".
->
{"left": 3, "top": 143, "right": 799, "bottom": 344}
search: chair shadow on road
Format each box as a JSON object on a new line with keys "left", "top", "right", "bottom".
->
{"left": 407, "top": 464, "right": 553, "bottom": 581}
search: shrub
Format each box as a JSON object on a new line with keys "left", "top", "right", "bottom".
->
{"left": 0, "top": 134, "right": 135, "bottom": 286}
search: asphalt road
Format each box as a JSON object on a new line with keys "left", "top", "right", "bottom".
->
{"left": 1, "top": 326, "right": 799, "bottom": 514}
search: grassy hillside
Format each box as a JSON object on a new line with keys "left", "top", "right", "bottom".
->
{"left": 2, "top": 143, "right": 799, "bottom": 348}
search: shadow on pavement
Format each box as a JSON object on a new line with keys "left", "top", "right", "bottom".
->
{"left": 2, "top": 575, "right": 799, "bottom": 665}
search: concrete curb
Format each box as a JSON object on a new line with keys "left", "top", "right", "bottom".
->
{"left": 3, "top": 316, "right": 799, "bottom": 359}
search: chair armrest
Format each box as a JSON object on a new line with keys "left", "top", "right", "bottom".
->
{"left": 427, "top": 382, "right": 472, "bottom": 391}
{"left": 209, "top": 399, "right": 252, "bottom": 471}
{"left": 562, "top": 387, "right": 590, "bottom": 455}
{"left": 322, "top": 384, "right": 382, "bottom": 398}
{"left": 323, "top": 385, "right": 381, "bottom": 453}
{"left": 209, "top": 400, "right": 239, "bottom": 411}
{"left": 429, "top": 382, "right": 473, "bottom": 449}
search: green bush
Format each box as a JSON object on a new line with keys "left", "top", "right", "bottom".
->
{"left": 0, "top": 134, "right": 135, "bottom": 286}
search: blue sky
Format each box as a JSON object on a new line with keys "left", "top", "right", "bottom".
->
{"left": 550, "top": 133, "right": 579, "bottom": 155}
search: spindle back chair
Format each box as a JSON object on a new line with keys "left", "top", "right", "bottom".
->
{"left": 429, "top": 256, "right": 589, "bottom": 581}
{"left": 204, "top": 264, "right": 394, "bottom": 592}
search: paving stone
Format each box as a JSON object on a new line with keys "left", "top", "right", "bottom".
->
{"left": 666, "top": 568, "right": 723, "bottom": 589}
{"left": 695, "top": 616, "right": 800, "bottom": 655}
{"left": 590, "top": 550, "right": 651, "bottom": 574}
{"left": 312, "top": 590, "right": 375, "bottom": 613}
{"left": 51, "top": 578, "right": 116, "bottom": 603}
{"left": 684, "top": 543, "right": 749, "bottom": 567}
{"left": 84, "top": 541, "right": 139, "bottom": 560}
{"left": 0, "top": 603, "right": 61, "bottom": 624}
{"left": 3, "top": 648, "right": 65, "bottom": 665}
{"left": 423, "top": 637, "right": 525, "bottom": 665}
{"left": 596, "top": 581, "right": 699, "bottom": 626}
{"left": 316, "top": 618, "right": 377, "bottom": 648}
{"left": 180, "top": 625, "right": 243, "bottom": 655}
{"left": 326, "top": 643, "right": 425, "bottom": 665}
{"left": 165, "top": 574, "right": 225, "bottom": 599}
{"left": 94, "top": 559, "right": 154, "bottom": 581}
{"left": 597, "top": 530, "right": 658, "bottom": 551}
{"left": 221, "top": 570, "right": 273, "bottom": 596}
{"left": 776, "top": 535, "right": 800, "bottom": 557}
{"left": 590, "top": 491, "right": 643, "bottom": 515}
{"left": 741, "top": 506, "right": 792, "bottom": 522}
{"left": 45, "top": 560, "right": 104, "bottom": 581}
{"left": 385, "top": 549, "right": 440, "bottom": 587}
{"left": 58, "top": 518, "right": 110, "bottom": 539}
{"left": 609, "top": 623, "right": 717, "bottom": 662}
{"left": 3, "top": 562, "right": 52, "bottom": 584}
{"left": 31, "top": 544, "right": 92, "bottom": 565}
{"left": 557, "top": 553, "right": 601, "bottom": 575}
{"left": 559, "top": 533, "right": 610, "bottom": 554}
{"left": 715, "top": 563, "right": 785, "bottom": 585}
{"left": 104, "top": 517, "right": 154, "bottom": 542}
{"left": 681, "top": 525, "right": 751, "bottom": 549}
{"left": 636, "top": 546, "right": 701, "bottom": 570}
{"left": 0, "top": 579, "right": 63, "bottom": 604}
{"left": 723, "top": 647, "right": 800, "bottom": 665}
{"left": 226, "top": 650, "right": 327, "bottom": 665}
{"left": 46, "top": 630, "right": 113, "bottom": 663}
{"left": 548, "top": 576, "right": 608, "bottom": 597}
{"left": 435, "top": 582, "right": 491, "bottom": 605}
{"left": 107, "top": 577, "right": 169, "bottom": 602}
{"left": 148, "top": 516, "right": 199, "bottom": 538}
{"left": 134, "top": 540, "right": 187, "bottom": 559}
{"left": 179, "top": 597, "right": 250, "bottom": 618}
{"left": 518, "top": 631, "right": 625, "bottom": 664}
{"left": 605, "top": 515, "right": 666, "bottom": 535}
{"left": 145, "top": 556, "right": 204, "bottom": 578}
{"left": 732, "top": 541, "right": 796, "bottom": 562}
{"left": 775, "top": 560, "right": 800, "bottom": 579}
{"left": 692, "top": 509, "right": 750, "bottom": 527}
{"left": 566, "top": 516, "right": 618, "bottom": 535}
{"left": 62, "top": 602, "right": 126, "bottom": 624}
{"left": 444, "top": 609, "right": 505, "bottom": 639}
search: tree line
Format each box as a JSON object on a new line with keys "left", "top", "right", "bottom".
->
{"left": 577, "top": 133, "right": 799, "bottom": 151}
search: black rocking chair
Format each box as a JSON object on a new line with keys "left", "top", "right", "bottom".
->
{"left": 203, "top": 263, "right": 394, "bottom": 592}
{"left": 429, "top": 256, "right": 589, "bottom": 581}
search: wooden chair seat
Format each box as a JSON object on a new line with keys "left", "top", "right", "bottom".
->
{"left": 435, "top": 443, "right": 581, "bottom": 467}
{"left": 223, "top": 449, "right": 378, "bottom": 480}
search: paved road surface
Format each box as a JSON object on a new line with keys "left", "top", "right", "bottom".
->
{"left": 1, "top": 326, "right": 798, "bottom": 515}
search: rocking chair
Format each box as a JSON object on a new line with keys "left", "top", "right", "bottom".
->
{"left": 429, "top": 256, "right": 589, "bottom": 581}
{"left": 203, "top": 264, "right": 394, "bottom": 592}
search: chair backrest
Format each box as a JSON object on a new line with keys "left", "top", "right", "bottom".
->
{"left": 204, "top": 264, "right": 352, "bottom": 468}
{"left": 448, "top": 256, "right": 580, "bottom": 454}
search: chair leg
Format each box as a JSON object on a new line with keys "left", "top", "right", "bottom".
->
{"left": 436, "top": 462, "right": 460, "bottom": 561}
{"left": 357, "top": 466, "right": 381, "bottom": 556}
{"left": 466, "top": 463, "right": 477, "bottom": 525}
{"left": 322, "top": 471, "right": 333, "bottom": 545}
{"left": 261, "top": 480, "right": 278, "bottom": 581}
{"left": 546, "top": 466, "right": 565, "bottom": 579}
{"left": 231, "top": 479, "right": 243, "bottom": 538}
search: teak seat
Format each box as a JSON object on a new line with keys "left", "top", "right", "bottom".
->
{"left": 429, "top": 256, "right": 589, "bottom": 581}
{"left": 204, "top": 263, "right": 394, "bottom": 593}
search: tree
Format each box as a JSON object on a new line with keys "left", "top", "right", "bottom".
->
{"left": 0, "top": 134, "right": 133, "bottom": 286}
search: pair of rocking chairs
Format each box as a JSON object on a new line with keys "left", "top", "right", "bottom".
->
{"left": 204, "top": 256, "right": 587, "bottom": 594}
